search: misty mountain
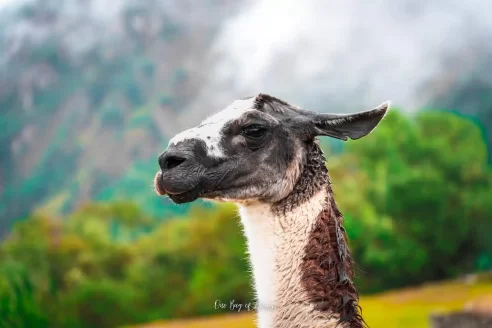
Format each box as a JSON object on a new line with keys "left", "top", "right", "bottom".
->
{"left": 0, "top": 0, "right": 243, "bottom": 235}
{"left": 0, "top": 0, "right": 491, "bottom": 235}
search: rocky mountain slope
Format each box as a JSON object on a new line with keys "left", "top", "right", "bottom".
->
{"left": 0, "top": 0, "right": 243, "bottom": 235}
{"left": 1, "top": 0, "right": 491, "bottom": 236}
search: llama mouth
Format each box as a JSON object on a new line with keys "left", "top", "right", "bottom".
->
{"left": 167, "top": 189, "right": 200, "bottom": 204}
{"left": 154, "top": 171, "right": 189, "bottom": 196}
{"left": 154, "top": 171, "right": 167, "bottom": 196}
{"left": 154, "top": 171, "right": 201, "bottom": 203}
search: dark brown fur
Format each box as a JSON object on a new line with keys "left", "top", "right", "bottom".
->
{"left": 275, "top": 140, "right": 364, "bottom": 328}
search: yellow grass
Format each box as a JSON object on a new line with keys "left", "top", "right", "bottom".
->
{"left": 132, "top": 280, "right": 492, "bottom": 328}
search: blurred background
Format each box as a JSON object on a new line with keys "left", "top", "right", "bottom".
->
{"left": 0, "top": 0, "right": 491, "bottom": 327}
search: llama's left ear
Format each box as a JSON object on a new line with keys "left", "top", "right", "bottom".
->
{"left": 308, "top": 101, "right": 390, "bottom": 141}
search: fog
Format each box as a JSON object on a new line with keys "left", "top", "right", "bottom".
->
{"left": 2, "top": 0, "right": 491, "bottom": 118}
{"left": 185, "top": 0, "right": 492, "bottom": 119}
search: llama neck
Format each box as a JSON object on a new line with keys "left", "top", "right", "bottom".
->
{"left": 238, "top": 141, "right": 363, "bottom": 328}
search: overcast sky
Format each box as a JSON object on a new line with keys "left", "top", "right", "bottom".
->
{"left": 199, "top": 0, "right": 492, "bottom": 115}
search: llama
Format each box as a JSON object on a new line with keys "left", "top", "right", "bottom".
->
{"left": 154, "top": 94, "right": 389, "bottom": 328}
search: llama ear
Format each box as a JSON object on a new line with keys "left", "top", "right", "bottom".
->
{"left": 307, "top": 101, "right": 390, "bottom": 141}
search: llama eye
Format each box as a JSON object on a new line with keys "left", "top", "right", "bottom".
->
{"left": 241, "top": 125, "right": 267, "bottom": 138}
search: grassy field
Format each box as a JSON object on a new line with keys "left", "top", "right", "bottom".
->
{"left": 132, "top": 279, "right": 492, "bottom": 328}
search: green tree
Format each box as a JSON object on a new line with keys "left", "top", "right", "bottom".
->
{"left": 331, "top": 110, "right": 492, "bottom": 291}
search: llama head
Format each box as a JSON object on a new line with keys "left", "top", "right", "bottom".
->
{"left": 155, "top": 94, "right": 389, "bottom": 204}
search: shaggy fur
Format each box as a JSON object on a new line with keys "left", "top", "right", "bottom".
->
{"left": 273, "top": 141, "right": 363, "bottom": 327}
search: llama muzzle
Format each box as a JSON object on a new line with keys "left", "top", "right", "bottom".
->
{"left": 154, "top": 171, "right": 167, "bottom": 196}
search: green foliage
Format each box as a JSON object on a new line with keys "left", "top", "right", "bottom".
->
{"left": 0, "top": 262, "right": 49, "bottom": 328}
{"left": 138, "top": 58, "right": 155, "bottom": 78}
{"left": 29, "top": 39, "right": 68, "bottom": 72}
{"left": 0, "top": 201, "right": 248, "bottom": 326}
{"left": 128, "top": 107, "right": 154, "bottom": 130}
{"left": 0, "top": 113, "right": 23, "bottom": 146}
{"left": 57, "top": 279, "right": 143, "bottom": 328}
{"left": 330, "top": 109, "right": 492, "bottom": 292}
{"left": 100, "top": 106, "right": 125, "bottom": 127}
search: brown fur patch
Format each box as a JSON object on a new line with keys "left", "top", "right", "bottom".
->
{"left": 300, "top": 187, "right": 364, "bottom": 327}
{"left": 274, "top": 139, "right": 364, "bottom": 327}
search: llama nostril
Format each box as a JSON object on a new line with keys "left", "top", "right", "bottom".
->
{"left": 159, "top": 153, "right": 187, "bottom": 170}
{"left": 165, "top": 156, "right": 186, "bottom": 169}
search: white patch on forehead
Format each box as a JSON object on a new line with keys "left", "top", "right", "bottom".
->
{"left": 169, "top": 97, "right": 256, "bottom": 157}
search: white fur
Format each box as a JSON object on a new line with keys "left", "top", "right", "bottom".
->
{"left": 169, "top": 97, "right": 256, "bottom": 157}
{"left": 238, "top": 188, "right": 340, "bottom": 328}
{"left": 239, "top": 202, "right": 276, "bottom": 327}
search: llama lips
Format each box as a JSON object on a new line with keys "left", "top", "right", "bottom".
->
{"left": 154, "top": 171, "right": 167, "bottom": 196}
